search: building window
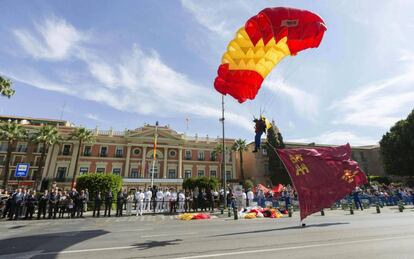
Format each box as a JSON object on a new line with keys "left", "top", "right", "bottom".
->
{"left": 210, "top": 170, "right": 217, "bottom": 178}
{"left": 184, "top": 170, "right": 192, "bottom": 179}
{"left": 62, "top": 145, "right": 71, "bottom": 155}
{"left": 96, "top": 167, "right": 105, "bottom": 174}
{"left": 149, "top": 166, "right": 159, "bottom": 179}
{"left": 114, "top": 147, "right": 123, "bottom": 157}
{"left": 360, "top": 152, "right": 366, "bottom": 161}
{"left": 197, "top": 170, "right": 204, "bottom": 177}
{"left": 130, "top": 168, "right": 139, "bottom": 178}
{"left": 112, "top": 168, "right": 121, "bottom": 176}
{"left": 0, "top": 156, "right": 5, "bottom": 166}
{"left": 211, "top": 152, "right": 216, "bottom": 161}
{"left": 79, "top": 167, "right": 88, "bottom": 175}
{"left": 226, "top": 171, "right": 232, "bottom": 180}
{"left": 56, "top": 167, "right": 67, "bottom": 180}
{"left": 16, "top": 143, "right": 27, "bottom": 152}
{"left": 185, "top": 150, "right": 191, "bottom": 160}
{"left": 100, "top": 147, "right": 108, "bottom": 157}
{"left": 169, "top": 150, "right": 176, "bottom": 158}
{"left": 83, "top": 146, "right": 92, "bottom": 156}
{"left": 133, "top": 148, "right": 141, "bottom": 156}
{"left": 168, "top": 169, "right": 176, "bottom": 179}
{"left": 197, "top": 151, "right": 205, "bottom": 161}
{"left": 0, "top": 142, "right": 7, "bottom": 152}
{"left": 37, "top": 144, "right": 45, "bottom": 153}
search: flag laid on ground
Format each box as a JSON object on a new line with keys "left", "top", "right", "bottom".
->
{"left": 276, "top": 144, "right": 367, "bottom": 221}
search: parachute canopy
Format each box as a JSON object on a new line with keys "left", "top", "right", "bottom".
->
{"left": 214, "top": 7, "right": 327, "bottom": 103}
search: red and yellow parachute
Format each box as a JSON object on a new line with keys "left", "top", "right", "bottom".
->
{"left": 214, "top": 7, "right": 327, "bottom": 103}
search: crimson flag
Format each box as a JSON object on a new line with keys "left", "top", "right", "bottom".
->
{"left": 276, "top": 144, "right": 367, "bottom": 221}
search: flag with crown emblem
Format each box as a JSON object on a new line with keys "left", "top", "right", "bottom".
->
{"left": 276, "top": 144, "right": 367, "bottom": 221}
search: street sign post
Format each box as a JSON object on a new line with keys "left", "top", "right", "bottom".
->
{"left": 15, "top": 163, "right": 30, "bottom": 177}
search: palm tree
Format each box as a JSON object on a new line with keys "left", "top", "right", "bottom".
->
{"left": 70, "top": 127, "right": 95, "bottom": 188}
{"left": 33, "top": 125, "right": 61, "bottom": 190}
{"left": 0, "top": 76, "right": 15, "bottom": 98}
{"left": 232, "top": 139, "right": 248, "bottom": 180}
{"left": 212, "top": 144, "right": 223, "bottom": 180}
{"left": 0, "top": 121, "right": 27, "bottom": 189}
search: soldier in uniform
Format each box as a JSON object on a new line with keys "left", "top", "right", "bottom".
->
{"left": 24, "top": 190, "right": 36, "bottom": 220}
{"left": 93, "top": 191, "right": 102, "bottom": 217}
{"left": 76, "top": 190, "right": 87, "bottom": 218}
{"left": 135, "top": 189, "right": 145, "bottom": 216}
{"left": 116, "top": 189, "right": 125, "bottom": 217}
{"left": 48, "top": 189, "right": 58, "bottom": 219}
{"left": 37, "top": 190, "right": 49, "bottom": 220}
{"left": 155, "top": 188, "right": 164, "bottom": 213}
{"left": 104, "top": 189, "right": 113, "bottom": 217}
{"left": 144, "top": 187, "right": 152, "bottom": 212}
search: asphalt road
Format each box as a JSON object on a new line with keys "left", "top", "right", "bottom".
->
{"left": 0, "top": 207, "right": 413, "bottom": 259}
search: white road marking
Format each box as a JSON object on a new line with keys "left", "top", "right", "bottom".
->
{"left": 3, "top": 234, "right": 412, "bottom": 257}
{"left": 141, "top": 232, "right": 197, "bottom": 238}
{"left": 171, "top": 234, "right": 414, "bottom": 259}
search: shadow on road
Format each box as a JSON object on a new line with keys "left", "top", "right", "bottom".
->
{"left": 0, "top": 230, "right": 108, "bottom": 259}
{"left": 210, "top": 222, "right": 350, "bottom": 237}
{"left": 131, "top": 239, "right": 182, "bottom": 250}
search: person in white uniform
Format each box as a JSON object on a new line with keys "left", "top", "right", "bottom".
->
{"left": 156, "top": 188, "right": 164, "bottom": 213}
{"left": 163, "top": 189, "right": 171, "bottom": 212}
{"left": 144, "top": 188, "right": 152, "bottom": 212}
{"left": 135, "top": 189, "right": 145, "bottom": 216}
{"left": 178, "top": 190, "right": 185, "bottom": 212}
{"left": 247, "top": 189, "right": 254, "bottom": 207}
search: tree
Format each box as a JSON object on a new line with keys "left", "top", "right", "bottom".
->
{"left": 76, "top": 173, "right": 122, "bottom": 199}
{"left": 380, "top": 109, "right": 414, "bottom": 177}
{"left": 232, "top": 139, "right": 248, "bottom": 180}
{"left": 33, "top": 125, "right": 61, "bottom": 190}
{"left": 182, "top": 176, "right": 218, "bottom": 190}
{"left": 243, "top": 179, "right": 254, "bottom": 190}
{"left": 0, "top": 76, "right": 15, "bottom": 98}
{"left": 0, "top": 121, "right": 27, "bottom": 189}
{"left": 70, "top": 127, "right": 95, "bottom": 188}
{"left": 266, "top": 125, "right": 291, "bottom": 185}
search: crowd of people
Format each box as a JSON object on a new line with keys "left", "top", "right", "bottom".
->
{"left": 1, "top": 182, "right": 413, "bottom": 221}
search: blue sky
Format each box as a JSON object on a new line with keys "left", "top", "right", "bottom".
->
{"left": 1, "top": 0, "right": 414, "bottom": 145}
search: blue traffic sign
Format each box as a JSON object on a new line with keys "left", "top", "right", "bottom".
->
{"left": 15, "top": 163, "right": 30, "bottom": 177}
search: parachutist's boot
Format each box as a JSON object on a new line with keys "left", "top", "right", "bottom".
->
{"left": 252, "top": 149, "right": 258, "bottom": 153}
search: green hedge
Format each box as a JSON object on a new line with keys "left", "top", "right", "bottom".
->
{"left": 182, "top": 176, "right": 218, "bottom": 190}
{"left": 368, "top": 175, "right": 391, "bottom": 185}
{"left": 76, "top": 174, "right": 123, "bottom": 199}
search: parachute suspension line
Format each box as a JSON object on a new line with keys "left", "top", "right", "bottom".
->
{"left": 220, "top": 94, "right": 227, "bottom": 209}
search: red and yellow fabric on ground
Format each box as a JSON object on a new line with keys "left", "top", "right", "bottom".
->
{"left": 214, "top": 7, "right": 327, "bottom": 103}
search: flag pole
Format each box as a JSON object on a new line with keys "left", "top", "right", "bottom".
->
{"left": 220, "top": 95, "right": 227, "bottom": 209}
{"left": 150, "top": 121, "right": 159, "bottom": 188}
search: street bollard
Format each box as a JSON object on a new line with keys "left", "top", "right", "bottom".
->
{"left": 220, "top": 205, "right": 224, "bottom": 215}
{"left": 233, "top": 206, "right": 238, "bottom": 220}
{"left": 321, "top": 209, "right": 325, "bottom": 216}
{"left": 376, "top": 203, "right": 381, "bottom": 213}
{"left": 349, "top": 202, "right": 354, "bottom": 215}
{"left": 228, "top": 207, "right": 232, "bottom": 217}
{"left": 398, "top": 201, "right": 404, "bottom": 212}
{"left": 288, "top": 205, "right": 293, "bottom": 217}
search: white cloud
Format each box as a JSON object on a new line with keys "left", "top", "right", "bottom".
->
{"left": 291, "top": 131, "right": 378, "bottom": 146}
{"left": 264, "top": 76, "right": 319, "bottom": 120}
{"left": 180, "top": 0, "right": 238, "bottom": 37}
{"left": 13, "top": 17, "right": 87, "bottom": 60}
{"left": 330, "top": 60, "right": 414, "bottom": 128}
{"left": 6, "top": 18, "right": 253, "bottom": 132}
